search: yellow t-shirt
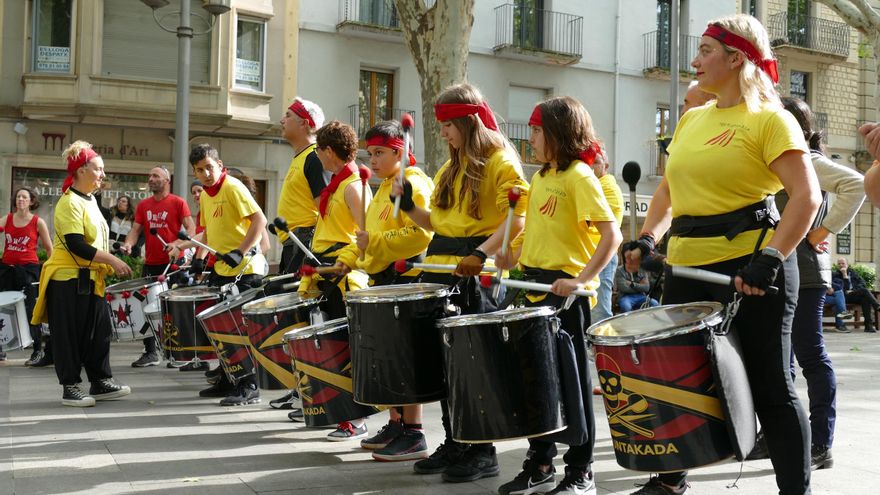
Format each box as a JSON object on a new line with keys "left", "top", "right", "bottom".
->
{"left": 310, "top": 172, "right": 363, "bottom": 257}
{"left": 199, "top": 175, "right": 267, "bottom": 277}
{"left": 520, "top": 161, "right": 616, "bottom": 287}
{"left": 277, "top": 144, "right": 320, "bottom": 241}
{"left": 336, "top": 166, "right": 434, "bottom": 275}
{"left": 665, "top": 101, "right": 808, "bottom": 265}
{"left": 586, "top": 173, "right": 624, "bottom": 248}
{"left": 425, "top": 147, "right": 529, "bottom": 269}
{"left": 50, "top": 189, "right": 111, "bottom": 282}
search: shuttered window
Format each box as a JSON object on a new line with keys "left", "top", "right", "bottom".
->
{"left": 102, "top": 0, "right": 211, "bottom": 84}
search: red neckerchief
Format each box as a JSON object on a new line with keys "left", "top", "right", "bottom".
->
{"left": 203, "top": 171, "right": 227, "bottom": 197}
{"left": 319, "top": 162, "right": 356, "bottom": 217}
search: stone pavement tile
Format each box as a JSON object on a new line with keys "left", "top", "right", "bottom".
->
{"left": 11, "top": 476, "right": 135, "bottom": 495}
{"left": 12, "top": 449, "right": 120, "bottom": 478}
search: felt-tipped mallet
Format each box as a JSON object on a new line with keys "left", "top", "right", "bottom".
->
{"left": 393, "top": 113, "right": 414, "bottom": 219}
{"left": 149, "top": 227, "right": 170, "bottom": 249}
{"left": 299, "top": 264, "right": 344, "bottom": 277}
{"left": 177, "top": 229, "right": 218, "bottom": 255}
{"left": 393, "top": 259, "right": 499, "bottom": 275}
{"left": 358, "top": 165, "right": 372, "bottom": 261}
{"left": 273, "top": 217, "right": 321, "bottom": 264}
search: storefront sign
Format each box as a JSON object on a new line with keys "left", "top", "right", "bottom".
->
{"left": 622, "top": 194, "right": 653, "bottom": 218}
{"left": 837, "top": 225, "right": 851, "bottom": 255}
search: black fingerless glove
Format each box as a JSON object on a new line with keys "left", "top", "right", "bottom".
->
{"left": 191, "top": 258, "right": 205, "bottom": 275}
{"left": 219, "top": 249, "right": 244, "bottom": 268}
{"left": 393, "top": 180, "right": 415, "bottom": 212}
{"left": 624, "top": 234, "right": 655, "bottom": 258}
{"left": 737, "top": 254, "right": 782, "bottom": 291}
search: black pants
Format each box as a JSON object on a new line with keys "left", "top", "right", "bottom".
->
{"left": 47, "top": 279, "right": 113, "bottom": 386}
{"left": 844, "top": 288, "right": 880, "bottom": 330}
{"left": 525, "top": 292, "right": 595, "bottom": 469}
{"left": 657, "top": 255, "right": 811, "bottom": 495}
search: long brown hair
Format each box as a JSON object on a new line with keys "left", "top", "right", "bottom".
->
{"left": 536, "top": 96, "right": 599, "bottom": 176}
{"left": 433, "top": 84, "right": 508, "bottom": 219}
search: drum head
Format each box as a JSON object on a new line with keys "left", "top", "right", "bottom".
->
{"left": 160, "top": 286, "right": 220, "bottom": 301}
{"left": 197, "top": 287, "right": 263, "bottom": 320}
{"left": 346, "top": 283, "right": 449, "bottom": 303}
{"left": 283, "top": 317, "right": 347, "bottom": 342}
{"left": 144, "top": 301, "right": 160, "bottom": 316}
{"left": 106, "top": 277, "right": 159, "bottom": 292}
{"left": 587, "top": 302, "right": 724, "bottom": 345}
{"left": 0, "top": 291, "right": 25, "bottom": 305}
{"left": 242, "top": 293, "right": 313, "bottom": 315}
{"left": 436, "top": 306, "right": 555, "bottom": 329}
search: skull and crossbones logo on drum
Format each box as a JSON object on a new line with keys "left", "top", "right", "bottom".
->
{"left": 596, "top": 353, "right": 655, "bottom": 438}
{"left": 162, "top": 317, "right": 181, "bottom": 347}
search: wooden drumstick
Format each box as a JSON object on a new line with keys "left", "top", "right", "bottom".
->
{"left": 300, "top": 264, "right": 344, "bottom": 277}
{"left": 393, "top": 259, "right": 499, "bottom": 275}
{"left": 393, "top": 113, "right": 414, "bottom": 219}
{"left": 358, "top": 165, "right": 371, "bottom": 261}
{"left": 494, "top": 187, "right": 521, "bottom": 298}
{"left": 671, "top": 265, "right": 779, "bottom": 295}
{"left": 499, "top": 278, "right": 596, "bottom": 298}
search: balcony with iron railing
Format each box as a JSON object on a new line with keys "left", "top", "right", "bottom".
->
{"left": 646, "top": 139, "right": 667, "bottom": 177}
{"left": 768, "top": 12, "right": 850, "bottom": 58}
{"left": 337, "top": 0, "right": 401, "bottom": 38}
{"left": 643, "top": 31, "right": 699, "bottom": 77}
{"left": 348, "top": 104, "right": 416, "bottom": 141}
{"left": 493, "top": 4, "right": 583, "bottom": 65}
{"left": 499, "top": 122, "right": 537, "bottom": 164}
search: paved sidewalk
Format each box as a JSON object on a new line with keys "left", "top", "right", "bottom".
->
{"left": 1, "top": 333, "right": 879, "bottom": 494}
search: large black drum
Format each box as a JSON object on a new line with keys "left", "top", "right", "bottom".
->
{"left": 436, "top": 306, "right": 565, "bottom": 443}
{"left": 586, "top": 302, "right": 755, "bottom": 472}
{"left": 346, "top": 283, "right": 450, "bottom": 406}
{"left": 283, "top": 318, "right": 379, "bottom": 427}
{"left": 196, "top": 288, "right": 263, "bottom": 385}
{"left": 159, "top": 286, "right": 222, "bottom": 362}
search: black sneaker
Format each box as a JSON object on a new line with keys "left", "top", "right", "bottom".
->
{"left": 498, "top": 460, "right": 556, "bottom": 494}
{"left": 0, "top": 351, "right": 6, "bottom": 362}
{"left": 89, "top": 378, "right": 132, "bottom": 400}
{"left": 25, "top": 350, "right": 45, "bottom": 367}
{"left": 205, "top": 366, "right": 222, "bottom": 384}
{"left": 548, "top": 467, "right": 595, "bottom": 494}
{"left": 373, "top": 429, "right": 428, "bottom": 462}
{"left": 413, "top": 440, "right": 469, "bottom": 475}
{"left": 361, "top": 419, "right": 404, "bottom": 449}
{"left": 219, "top": 381, "right": 260, "bottom": 406}
{"left": 442, "top": 445, "right": 500, "bottom": 483}
{"left": 288, "top": 408, "right": 305, "bottom": 422}
{"left": 270, "top": 390, "right": 300, "bottom": 410}
{"left": 30, "top": 350, "right": 53, "bottom": 367}
{"left": 62, "top": 385, "right": 95, "bottom": 407}
{"left": 745, "top": 430, "right": 769, "bottom": 460}
{"left": 199, "top": 379, "right": 235, "bottom": 398}
{"left": 180, "top": 360, "right": 209, "bottom": 372}
{"left": 630, "top": 476, "right": 687, "bottom": 495}
{"left": 865, "top": 327, "right": 877, "bottom": 333}
{"left": 131, "top": 352, "right": 161, "bottom": 368}
{"left": 811, "top": 445, "right": 834, "bottom": 470}
{"left": 833, "top": 324, "right": 852, "bottom": 333}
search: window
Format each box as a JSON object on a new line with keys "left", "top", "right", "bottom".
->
{"left": 790, "top": 71, "right": 809, "bottom": 101}
{"left": 32, "top": 0, "right": 72, "bottom": 73}
{"left": 235, "top": 18, "right": 266, "bottom": 92}
{"left": 656, "top": 0, "right": 689, "bottom": 71}
{"left": 854, "top": 204, "right": 874, "bottom": 263}
{"left": 653, "top": 106, "right": 671, "bottom": 175}
{"left": 358, "top": 69, "right": 394, "bottom": 135}
{"left": 359, "top": 0, "right": 398, "bottom": 28}
{"left": 513, "top": 0, "right": 544, "bottom": 51}
{"left": 787, "top": 0, "right": 811, "bottom": 46}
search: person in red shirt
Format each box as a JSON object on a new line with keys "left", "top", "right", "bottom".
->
{"left": 120, "top": 166, "right": 196, "bottom": 367}
{"left": 1, "top": 187, "right": 53, "bottom": 365}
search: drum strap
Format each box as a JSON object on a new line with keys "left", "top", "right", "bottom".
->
{"left": 370, "top": 253, "right": 424, "bottom": 286}
{"left": 669, "top": 196, "right": 779, "bottom": 241}
{"left": 308, "top": 242, "right": 348, "bottom": 266}
{"left": 426, "top": 235, "right": 489, "bottom": 257}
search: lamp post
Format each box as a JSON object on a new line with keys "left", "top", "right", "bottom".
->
{"left": 140, "top": 0, "right": 230, "bottom": 199}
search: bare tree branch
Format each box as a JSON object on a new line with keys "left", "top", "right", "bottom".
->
{"left": 815, "top": 0, "right": 873, "bottom": 33}
{"left": 850, "top": 0, "right": 880, "bottom": 30}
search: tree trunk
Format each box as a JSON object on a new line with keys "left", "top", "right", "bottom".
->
{"left": 395, "top": 0, "right": 475, "bottom": 175}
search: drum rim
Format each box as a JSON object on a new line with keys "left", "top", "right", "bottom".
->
{"left": 346, "top": 283, "right": 450, "bottom": 303}
{"left": 0, "top": 291, "right": 26, "bottom": 304}
{"left": 282, "top": 317, "right": 347, "bottom": 341}
{"left": 586, "top": 301, "right": 725, "bottom": 345}
{"left": 435, "top": 306, "right": 556, "bottom": 328}
{"left": 160, "top": 286, "right": 223, "bottom": 301}
{"left": 241, "top": 293, "right": 317, "bottom": 315}
{"left": 106, "top": 277, "right": 166, "bottom": 292}
{"left": 196, "top": 287, "right": 263, "bottom": 320}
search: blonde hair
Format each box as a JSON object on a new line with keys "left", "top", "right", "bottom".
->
{"left": 434, "top": 83, "right": 510, "bottom": 219}
{"left": 61, "top": 140, "right": 95, "bottom": 163}
{"left": 708, "top": 14, "right": 780, "bottom": 112}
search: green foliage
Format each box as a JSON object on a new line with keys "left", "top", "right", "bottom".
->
{"left": 105, "top": 255, "right": 143, "bottom": 285}
{"left": 851, "top": 264, "right": 875, "bottom": 291}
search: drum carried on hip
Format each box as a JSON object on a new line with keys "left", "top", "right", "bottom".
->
{"left": 0, "top": 291, "right": 32, "bottom": 351}
{"left": 197, "top": 288, "right": 263, "bottom": 385}
{"left": 283, "top": 318, "right": 379, "bottom": 427}
{"left": 436, "top": 306, "right": 566, "bottom": 443}
{"left": 105, "top": 277, "right": 167, "bottom": 341}
{"left": 159, "top": 286, "right": 223, "bottom": 362}
{"left": 346, "top": 283, "right": 450, "bottom": 406}
{"left": 242, "top": 292, "right": 319, "bottom": 390}
{"left": 586, "top": 301, "right": 755, "bottom": 472}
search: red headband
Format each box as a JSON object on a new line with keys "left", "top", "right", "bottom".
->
{"left": 703, "top": 24, "right": 779, "bottom": 84}
{"left": 528, "top": 106, "right": 543, "bottom": 127}
{"left": 289, "top": 100, "right": 316, "bottom": 128}
{"left": 365, "top": 136, "right": 417, "bottom": 166}
{"left": 62, "top": 148, "right": 99, "bottom": 192}
{"left": 434, "top": 101, "right": 499, "bottom": 131}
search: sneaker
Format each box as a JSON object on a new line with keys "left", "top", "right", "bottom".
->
{"left": 413, "top": 440, "right": 469, "bottom": 474}
{"left": 373, "top": 429, "right": 429, "bottom": 462}
{"left": 288, "top": 408, "right": 305, "bottom": 422}
{"left": 745, "top": 431, "right": 769, "bottom": 460}
{"left": 30, "top": 350, "right": 53, "bottom": 367}
{"left": 442, "top": 445, "right": 500, "bottom": 483}
{"left": 62, "top": 385, "right": 96, "bottom": 407}
{"left": 361, "top": 419, "right": 404, "bottom": 449}
{"left": 498, "top": 460, "right": 556, "bottom": 494}
{"left": 549, "top": 467, "right": 595, "bottom": 495}
{"left": 630, "top": 476, "right": 687, "bottom": 495}
{"left": 865, "top": 327, "right": 877, "bottom": 333}
{"left": 0, "top": 351, "right": 6, "bottom": 362}
{"left": 327, "top": 421, "right": 368, "bottom": 441}
{"left": 811, "top": 445, "right": 834, "bottom": 470}
{"left": 131, "top": 352, "right": 161, "bottom": 368}
{"left": 836, "top": 311, "right": 853, "bottom": 320}
{"left": 25, "top": 350, "right": 45, "bottom": 367}
{"left": 270, "top": 390, "right": 301, "bottom": 410}
{"left": 180, "top": 360, "right": 209, "bottom": 372}
{"left": 89, "top": 378, "right": 132, "bottom": 400}
{"left": 200, "top": 379, "right": 234, "bottom": 397}
{"left": 833, "top": 324, "right": 852, "bottom": 333}
{"left": 219, "top": 381, "right": 260, "bottom": 406}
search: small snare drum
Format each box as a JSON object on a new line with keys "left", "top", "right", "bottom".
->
{"left": 0, "top": 291, "right": 32, "bottom": 351}
{"left": 106, "top": 277, "right": 167, "bottom": 341}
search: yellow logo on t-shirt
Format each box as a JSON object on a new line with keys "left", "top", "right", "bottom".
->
{"left": 213, "top": 204, "right": 223, "bottom": 218}
{"left": 538, "top": 195, "right": 558, "bottom": 217}
{"left": 378, "top": 204, "right": 391, "bottom": 221}
{"left": 704, "top": 129, "right": 736, "bottom": 147}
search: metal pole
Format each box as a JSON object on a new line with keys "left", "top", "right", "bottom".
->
{"left": 173, "top": 0, "right": 193, "bottom": 200}
{"left": 669, "top": 0, "right": 680, "bottom": 134}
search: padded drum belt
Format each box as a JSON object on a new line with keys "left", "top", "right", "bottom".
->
{"left": 669, "top": 197, "right": 779, "bottom": 240}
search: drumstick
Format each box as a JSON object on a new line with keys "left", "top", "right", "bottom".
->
{"left": 300, "top": 264, "right": 344, "bottom": 277}
{"left": 273, "top": 217, "right": 321, "bottom": 264}
{"left": 393, "top": 259, "right": 499, "bottom": 274}
{"left": 149, "top": 227, "right": 170, "bottom": 248}
{"left": 499, "top": 279, "right": 596, "bottom": 298}
{"left": 494, "top": 187, "right": 521, "bottom": 299}
{"left": 176, "top": 229, "right": 218, "bottom": 255}
{"left": 671, "top": 265, "right": 779, "bottom": 295}
{"left": 280, "top": 281, "right": 301, "bottom": 291}
{"left": 392, "top": 113, "right": 414, "bottom": 219}
{"left": 358, "top": 165, "right": 371, "bottom": 261}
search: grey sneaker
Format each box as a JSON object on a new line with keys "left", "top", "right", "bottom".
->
{"left": 219, "top": 381, "right": 260, "bottom": 406}
{"left": 549, "top": 467, "right": 595, "bottom": 494}
{"left": 62, "top": 385, "right": 96, "bottom": 407}
{"left": 360, "top": 420, "right": 404, "bottom": 449}
{"left": 131, "top": 352, "right": 161, "bottom": 367}
{"left": 327, "top": 421, "right": 368, "bottom": 441}
{"left": 372, "top": 429, "right": 429, "bottom": 462}
{"left": 288, "top": 408, "right": 305, "bottom": 422}
{"left": 89, "top": 378, "right": 132, "bottom": 400}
